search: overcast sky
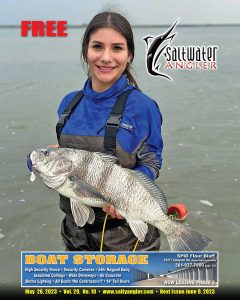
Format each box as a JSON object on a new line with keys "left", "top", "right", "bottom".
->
{"left": 1, "top": 0, "right": 240, "bottom": 26}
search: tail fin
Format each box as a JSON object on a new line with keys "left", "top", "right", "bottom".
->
{"left": 167, "top": 224, "right": 212, "bottom": 251}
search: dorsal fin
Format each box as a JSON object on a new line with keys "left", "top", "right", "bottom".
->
{"left": 129, "top": 170, "right": 168, "bottom": 214}
{"left": 94, "top": 152, "right": 119, "bottom": 164}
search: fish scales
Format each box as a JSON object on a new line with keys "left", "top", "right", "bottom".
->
{"left": 77, "top": 153, "right": 165, "bottom": 230}
{"left": 27, "top": 147, "right": 212, "bottom": 251}
{"left": 82, "top": 156, "right": 189, "bottom": 235}
{"left": 84, "top": 154, "right": 162, "bottom": 222}
{"left": 85, "top": 153, "right": 105, "bottom": 188}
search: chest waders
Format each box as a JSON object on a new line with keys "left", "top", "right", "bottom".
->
{"left": 56, "top": 89, "right": 143, "bottom": 251}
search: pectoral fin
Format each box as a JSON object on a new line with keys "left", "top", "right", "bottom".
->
{"left": 126, "top": 219, "right": 148, "bottom": 242}
{"left": 70, "top": 198, "right": 95, "bottom": 227}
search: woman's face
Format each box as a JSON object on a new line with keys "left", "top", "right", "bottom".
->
{"left": 87, "top": 27, "right": 131, "bottom": 92}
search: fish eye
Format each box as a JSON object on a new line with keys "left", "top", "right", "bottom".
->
{"left": 44, "top": 150, "right": 50, "bottom": 156}
{"left": 41, "top": 150, "right": 50, "bottom": 156}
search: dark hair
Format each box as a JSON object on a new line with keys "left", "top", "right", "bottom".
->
{"left": 81, "top": 11, "right": 138, "bottom": 87}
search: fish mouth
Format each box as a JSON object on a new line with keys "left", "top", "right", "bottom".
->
{"left": 27, "top": 153, "right": 33, "bottom": 172}
{"left": 27, "top": 151, "right": 37, "bottom": 172}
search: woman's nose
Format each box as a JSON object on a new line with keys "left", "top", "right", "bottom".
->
{"left": 100, "top": 48, "right": 112, "bottom": 62}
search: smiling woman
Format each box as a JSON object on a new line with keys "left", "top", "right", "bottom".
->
{"left": 54, "top": 11, "right": 164, "bottom": 252}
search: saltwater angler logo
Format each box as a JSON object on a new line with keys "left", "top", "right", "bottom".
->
{"left": 143, "top": 19, "right": 218, "bottom": 81}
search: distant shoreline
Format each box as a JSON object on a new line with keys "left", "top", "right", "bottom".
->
{"left": 0, "top": 23, "right": 240, "bottom": 29}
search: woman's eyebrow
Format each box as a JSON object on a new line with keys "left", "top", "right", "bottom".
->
{"left": 91, "top": 40, "right": 126, "bottom": 45}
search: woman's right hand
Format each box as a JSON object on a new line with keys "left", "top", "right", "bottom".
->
{"left": 102, "top": 203, "right": 124, "bottom": 219}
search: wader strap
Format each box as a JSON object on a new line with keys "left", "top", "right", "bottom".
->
{"left": 104, "top": 89, "right": 133, "bottom": 155}
{"left": 56, "top": 91, "right": 84, "bottom": 142}
{"left": 56, "top": 89, "right": 133, "bottom": 154}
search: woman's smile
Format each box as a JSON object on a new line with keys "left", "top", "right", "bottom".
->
{"left": 96, "top": 65, "right": 117, "bottom": 73}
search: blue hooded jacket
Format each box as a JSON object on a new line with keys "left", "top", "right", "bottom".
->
{"left": 57, "top": 75, "right": 163, "bottom": 180}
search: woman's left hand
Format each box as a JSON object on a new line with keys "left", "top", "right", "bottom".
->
{"left": 48, "top": 144, "right": 60, "bottom": 148}
{"left": 102, "top": 203, "right": 124, "bottom": 219}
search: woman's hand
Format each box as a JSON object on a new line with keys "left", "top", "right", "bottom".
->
{"left": 47, "top": 144, "right": 60, "bottom": 148}
{"left": 102, "top": 203, "right": 124, "bottom": 219}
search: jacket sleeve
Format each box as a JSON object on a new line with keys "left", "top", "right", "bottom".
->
{"left": 133, "top": 100, "right": 163, "bottom": 180}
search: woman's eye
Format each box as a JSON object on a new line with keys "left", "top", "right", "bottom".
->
{"left": 113, "top": 46, "right": 123, "bottom": 51}
{"left": 92, "top": 44, "right": 102, "bottom": 49}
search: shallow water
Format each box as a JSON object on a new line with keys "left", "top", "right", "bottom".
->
{"left": 0, "top": 26, "right": 239, "bottom": 289}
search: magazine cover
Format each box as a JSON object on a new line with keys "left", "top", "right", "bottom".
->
{"left": 0, "top": 0, "right": 239, "bottom": 298}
